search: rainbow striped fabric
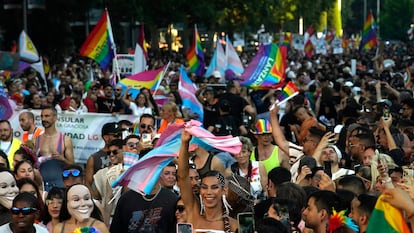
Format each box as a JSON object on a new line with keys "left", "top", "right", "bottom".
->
{"left": 278, "top": 81, "right": 300, "bottom": 104}
{"left": 186, "top": 25, "right": 205, "bottom": 76}
{"left": 79, "top": 9, "right": 115, "bottom": 72}
{"left": 366, "top": 194, "right": 410, "bottom": 233}
{"left": 405, "top": 67, "right": 412, "bottom": 88}
{"left": 240, "top": 44, "right": 287, "bottom": 89}
{"left": 360, "top": 11, "right": 377, "bottom": 51}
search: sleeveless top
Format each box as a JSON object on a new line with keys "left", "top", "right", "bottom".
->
{"left": 194, "top": 152, "right": 214, "bottom": 177}
{"left": 60, "top": 219, "right": 96, "bottom": 233}
{"left": 236, "top": 160, "right": 263, "bottom": 199}
{"left": 250, "top": 146, "right": 280, "bottom": 173}
{"left": 35, "top": 133, "right": 66, "bottom": 190}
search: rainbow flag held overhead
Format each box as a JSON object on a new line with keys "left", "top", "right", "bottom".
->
{"left": 0, "top": 85, "right": 13, "bottom": 120}
{"left": 19, "top": 30, "right": 39, "bottom": 63}
{"left": 405, "top": 67, "right": 412, "bottom": 88}
{"left": 80, "top": 9, "right": 116, "bottom": 72}
{"left": 186, "top": 25, "right": 205, "bottom": 76}
{"left": 360, "top": 11, "right": 377, "bottom": 51}
{"left": 240, "top": 44, "right": 287, "bottom": 89}
{"left": 118, "top": 65, "right": 167, "bottom": 99}
{"left": 179, "top": 65, "right": 203, "bottom": 122}
{"left": 367, "top": 194, "right": 410, "bottom": 233}
{"left": 277, "top": 81, "right": 300, "bottom": 106}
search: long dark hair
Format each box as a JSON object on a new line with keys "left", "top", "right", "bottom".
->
{"left": 42, "top": 187, "right": 64, "bottom": 225}
{"left": 59, "top": 184, "right": 103, "bottom": 222}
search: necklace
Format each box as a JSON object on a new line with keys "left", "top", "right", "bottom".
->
{"left": 142, "top": 185, "right": 161, "bottom": 202}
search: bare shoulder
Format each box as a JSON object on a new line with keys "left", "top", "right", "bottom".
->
{"left": 93, "top": 220, "right": 110, "bottom": 233}
{"left": 52, "top": 222, "right": 63, "bottom": 233}
{"left": 229, "top": 217, "right": 238, "bottom": 232}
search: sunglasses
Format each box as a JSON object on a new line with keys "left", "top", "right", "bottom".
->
{"left": 45, "top": 199, "right": 63, "bottom": 206}
{"left": 127, "top": 142, "right": 139, "bottom": 148}
{"left": 62, "top": 169, "right": 81, "bottom": 178}
{"left": 107, "top": 150, "right": 119, "bottom": 156}
{"left": 115, "top": 88, "right": 122, "bottom": 91}
{"left": 140, "top": 124, "right": 154, "bottom": 130}
{"left": 11, "top": 207, "right": 37, "bottom": 215}
{"left": 176, "top": 205, "right": 185, "bottom": 213}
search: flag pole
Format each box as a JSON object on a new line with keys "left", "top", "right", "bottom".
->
{"left": 152, "top": 61, "right": 171, "bottom": 97}
{"left": 106, "top": 8, "right": 120, "bottom": 83}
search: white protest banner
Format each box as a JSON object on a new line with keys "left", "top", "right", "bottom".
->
{"left": 332, "top": 38, "right": 343, "bottom": 54}
{"left": 114, "top": 54, "right": 135, "bottom": 76}
{"left": 8, "top": 110, "right": 139, "bottom": 164}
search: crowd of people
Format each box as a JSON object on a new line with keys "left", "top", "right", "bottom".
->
{"left": 0, "top": 39, "right": 413, "bottom": 233}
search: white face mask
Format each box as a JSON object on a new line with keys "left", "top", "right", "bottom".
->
{"left": 67, "top": 185, "right": 94, "bottom": 222}
{"left": 0, "top": 172, "right": 18, "bottom": 209}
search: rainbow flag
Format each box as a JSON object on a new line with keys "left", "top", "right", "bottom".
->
{"left": 240, "top": 44, "right": 287, "bottom": 89}
{"left": 305, "top": 91, "right": 319, "bottom": 111}
{"left": 405, "top": 67, "right": 412, "bottom": 88}
{"left": 277, "top": 81, "right": 300, "bottom": 105}
{"left": 179, "top": 65, "right": 203, "bottom": 122}
{"left": 283, "top": 32, "right": 292, "bottom": 48}
{"left": 186, "top": 25, "right": 205, "bottom": 76}
{"left": 80, "top": 9, "right": 115, "bottom": 72}
{"left": 19, "top": 30, "right": 39, "bottom": 63}
{"left": 366, "top": 194, "right": 410, "bottom": 233}
{"left": 0, "top": 86, "right": 13, "bottom": 120}
{"left": 360, "top": 11, "right": 377, "bottom": 51}
{"left": 118, "top": 65, "right": 167, "bottom": 99}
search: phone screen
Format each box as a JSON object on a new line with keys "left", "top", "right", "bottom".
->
{"left": 176, "top": 223, "right": 193, "bottom": 233}
{"left": 237, "top": 212, "right": 254, "bottom": 233}
{"left": 274, "top": 203, "right": 291, "bottom": 233}
{"left": 323, "top": 161, "right": 332, "bottom": 178}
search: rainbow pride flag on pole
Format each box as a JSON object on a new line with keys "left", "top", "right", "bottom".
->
{"left": 118, "top": 65, "right": 168, "bottom": 99}
{"left": 277, "top": 81, "right": 300, "bottom": 106}
{"left": 367, "top": 194, "right": 410, "bottom": 233}
{"left": 240, "top": 44, "right": 287, "bottom": 89}
{"left": 80, "top": 9, "right": 116, "bottom": 72}
{"left": 186, "top": 25, "right": 205, "bottom": 76}
{"left": 359, "top": 11, "right": 377, "bottom": 51}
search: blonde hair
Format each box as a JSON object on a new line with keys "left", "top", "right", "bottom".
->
{"left": 370, "top": 151, "right": 397, "bottom": 191}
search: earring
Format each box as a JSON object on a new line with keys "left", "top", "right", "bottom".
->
{"left": 222, "top": 194, "right": 232, "bottom": 215}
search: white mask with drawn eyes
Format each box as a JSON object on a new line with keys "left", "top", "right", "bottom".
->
{"left": 67, "top": 185, "right": 94, "bottom": 222}
{"left": 0, "top": 172, "right": 19, "bottom": 209}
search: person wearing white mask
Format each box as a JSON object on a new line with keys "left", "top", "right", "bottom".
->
{"left": 0, "top": 167, "right": 19, "bottom": 225}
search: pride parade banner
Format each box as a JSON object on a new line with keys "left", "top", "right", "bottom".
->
{"left": 8, "top": 110, "right": 138, "bottom": 164}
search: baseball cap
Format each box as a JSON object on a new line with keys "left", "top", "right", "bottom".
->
{"left": 101, "top": 122, "right": 121, "bottom": 136}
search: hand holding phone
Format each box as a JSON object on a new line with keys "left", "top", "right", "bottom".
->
{"left": 323, "top": 161, "right": 332, "bottom": 178}
{"left": 238, "top": 212, "right": 254, "bottom": 233}
{"left": 176, "top": 223, "right": 193, "bottom": 233}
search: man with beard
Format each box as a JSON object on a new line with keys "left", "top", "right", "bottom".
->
{"left": 35, "top": 107, "right": 74, "bottom": 191}
{"left": 19, "top": 111, "right": 44, "bottom": 143}
{"left": 97, "top": 83, "right": 123, "bottom": 113}
{"left": 0, "top": 120, "right": 22, "bottom": 169}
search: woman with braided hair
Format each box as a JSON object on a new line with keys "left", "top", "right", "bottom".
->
{"left": 178, "top": 130, "right": 238, "bottom": 232}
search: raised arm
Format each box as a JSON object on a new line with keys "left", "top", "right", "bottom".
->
{"left": 177, "top": 130, "right": 196, "bottom": 223}
{"left": 269, "top": 104, "right": 290, "bottom": 156}
{"left": 122, "top": 87, "right": 132, "bottom": 107}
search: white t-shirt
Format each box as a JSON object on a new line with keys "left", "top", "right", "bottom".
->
{"left": 128, "top": 102, "right": 152, "bottom": 117}
{"left": 0, "top": 223, "right": 48, "bottom": 233}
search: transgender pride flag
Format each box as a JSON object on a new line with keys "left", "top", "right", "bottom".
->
{"left": 112, "top": 120, "right": 241, "bottom": 195}
{"left": 179, "top": 66, "right": 203, "bottom": 122}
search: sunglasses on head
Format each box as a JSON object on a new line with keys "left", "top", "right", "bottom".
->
{"left": 11, "top": 207, "right": 37, "bottom": 215}
{"left": 176, "top": 205, "right": 185, "bottom": 213}
{"left": 62, "top": 169, "right": 81, "bottom": 178}
{"left": 127, "top": 142, "right": 139, "bottom": 148}
{"left": 107, "top": 150, "right": 119, "bottom": 156}
{"left": 140, "top": 124, "right": 153, "bottom": 130}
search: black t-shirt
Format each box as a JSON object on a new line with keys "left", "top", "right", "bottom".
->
{"left": 219, "top": 92, "right": 249, "bottom": 121}
{"left": 203, "top": 101, "right": 219, "bottom": 129}
{"left": 97, "top": 97, "right": 122, "bottom": 113}
{"left": 110, "top": 188, "right": 178, "bottom": 233}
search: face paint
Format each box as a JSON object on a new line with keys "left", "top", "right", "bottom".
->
{"left": 67, "top": 185, "right": 94, "bottom": 222}
{"left": 0, "top": 172, "right": 19, "bottom": 209}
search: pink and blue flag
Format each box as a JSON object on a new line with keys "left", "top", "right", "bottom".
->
{"left": 179, "top": 66, "right": 203, "bottom": 122}
{"left": 204, "top": 38, "right": 226, "bottom": 78}
{"left": 240, "top": 44, "right": 287, "bottom": 89}
{"left": 0, "top": 86, "right": 13, "bottom": 120}
{"left": 112, "top": 120, "right": 242, "bottom": 195}
{"left": 226, "top": 36, "right": 244, "bottom": 75}
{"left": 118, "top": 65, "right": 167, "bottom": 99}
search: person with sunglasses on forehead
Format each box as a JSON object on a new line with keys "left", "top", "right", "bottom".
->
{"left": 85, "top": 122, "right": 121, "bottom": 198}
{"left": 93, "top": 139, "right": 124, "bottom": 224}
{"left": 0, "top": 192, "right": 48, "bottom": 233}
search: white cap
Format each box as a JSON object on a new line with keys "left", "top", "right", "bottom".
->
{"left": 212, "top": 70, "right": 221, "bottom": 78}
{"left": 344, "top": 81, "right": 354, "bottom": 87}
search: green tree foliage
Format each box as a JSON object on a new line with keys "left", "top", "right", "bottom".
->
{"left": 380, "top": 0, "right": 414, "bottom": 41}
